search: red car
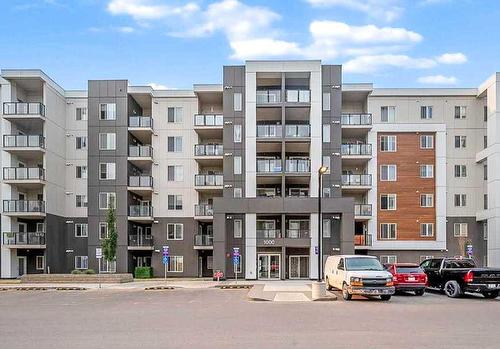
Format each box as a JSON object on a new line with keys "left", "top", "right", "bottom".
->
{"left": 385, "top": 263, "right": 428, "bottom": 296}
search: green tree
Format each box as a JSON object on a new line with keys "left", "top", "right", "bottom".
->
{"left": 102, "top": 207, "right": 117, "bottom": 270}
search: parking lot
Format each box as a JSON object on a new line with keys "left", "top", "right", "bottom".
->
{"left": 0, "top": 288, "right": 498, "bottom": 349}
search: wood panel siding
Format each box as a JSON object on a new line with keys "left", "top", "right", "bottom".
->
{"left": 377, "top": 132, "right": 436, "bottom": 241}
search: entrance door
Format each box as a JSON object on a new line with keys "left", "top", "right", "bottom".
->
{"left": 17, "top": 256, "right": 27, "bottom": 276}
{"left": 289, "top": 256, "right": 309, "bottom": 279}
{"left": 258, "top": 254, "right": 280, "bottom": 279}
{"left": 18, "top": 223, "right": 27, "bottom": 244}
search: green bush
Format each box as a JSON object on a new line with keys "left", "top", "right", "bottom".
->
{"left": 134, "top": 266, "right": 153, "bottom": 279}
{"left": 71, "top": 269, "right": 83, "bottom": 274}
{"left": 84, "top": 269, "right": 96, "bottom": 275}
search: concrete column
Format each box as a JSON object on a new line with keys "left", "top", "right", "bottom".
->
{"left": 213, "top": 213, "right": 226, "bottom": 277}
{"left": 310, "top": 213, "right": 318, "bottom": 279}
{"left": 245, "top": 213, "right": 256, "bottom": 279}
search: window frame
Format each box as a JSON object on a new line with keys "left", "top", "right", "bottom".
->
{"left": 380, "top": 135, "right": 397, "bottom": 152}
{"left": 420, "top": 106, "right": 433, "bottom": 119}
{"left": 453, "top": 223, "right": 468, "bottom": 237}
{"left": 420, "top": 164, "right": 434, "bottom": 178}
{"left": 420, "top": 135, "right": 434, "bottom": 149}
{"left": 75, "top": 223, "right": 88, "bottom": 237}
{"left": 167, "top": 195, "right": 183, "bottom": 210}
{"left": 167, "top": 256, "right": 184, "bottom": 273}
{"left": 420, "top": 223, "right": 434, "bottom": 237}
{"left": 74, "top": 256, "right": 88, "bottom": 270}
{"left": 36, "top": 255, "right": 45, "bottom": 270}
{"left": 380, "top": 223, "right": 397, "bottom": 240}
{"left": 233, "top": 93, "right": 242, "bottom": 112}
{"left": 99, "top": 192, "right": 116, "bottom": 210}
{"left": 380, "top": 164, "right": 397, "bottom": 181}
{"left": 167, "top": 223, "right": 184, "bottom": 240}
{"left": 381, "top": 106, "right": 396, "bottom": 123}
{"left": 167, "top": 107, "right": 183, "bottom": 123}
{"left": 380, "top": 193, "right": 397, "bottom": 210}
{"left": 98, "top": 133, "right": 116, "bottom": 151}
{"left": 234, "top": 219, "right": 243, "bottom": 238}
{"left": 420, "top": 194, "right": 434, "bottom": 208}
{"left": 99, "top": 103, "right": 117, "bottom": 121}
{"left": 99, "top": 162, "right": 116, "bottom": 180}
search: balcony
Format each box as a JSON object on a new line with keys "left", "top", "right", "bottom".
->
{"left": 355, "top": 234, "right": 373, "bottom": 249}
{"left": 128, "top": 116, "right": 153, "bottom": 140}
{"left": 341, "top": 174, "right": 372, "bottom": 191}
{"left": 128, "top": 235, "right": 154, "bottom": 250}
{"left": 128, "top": 205, "right": 154, "bottom": 222}
{"left": 257, "top": 90, "right": 281, "bottom": 105}
{"left": 128, "top": 145, "right": 153, "bottom": 168}
{"left": 257, "top": 125, "right": 282, "bottom": 140}
{"left": 128, "top": 176, "right": 153, "bottom": 194}
{"left": 194, "top": 174, "right": 223, "bottom": 191}
{"left": 341, "top": 113, "right": 372, "bottom": 126}
{"left": 193, "top": 234, "right": 213, "bottom": 249}
{"left": 285, "top": 159, "right": 311, "bottom": 174}
{"left": 3, "top": 167, "right": 45, "bottom": 188}
{"left": 257, "top": 229, "right": 282, "bottom": 239}
{"left": 3, "top": 135, "right": 45, "bottom": 153}
{"left": 194, "top": 204, "right": 214, "bottom": 220}
{"left": 2, "top": 232, "right": 46, "bottom": 248}
{"left": 3, "top": 102, "right": 45, "bottom": 120}
{"left": 194, "top": 144, "right": 223, "bottom": 165}
{"left": 257, "top": 159, "right": 282, "bottom": 174}
{"left": 285, "top": 125, "right": 310, "bottom": 139}
{"left": 285, "top": 90, "right": 310, "bottom": 103}
{"left": 194, "top": 114, "right": 223, "bottom": 138}
{"left": 3, "top": 200, "right": 46, "bottom": 218}
{"left": 342, "top": 144, "right": 372, "bottom": 164}
{"left": 354, "top": 204, "right": 372, "bottom": 220}
{"left": 286, "top": 229, "right": 310, "bottom": 239}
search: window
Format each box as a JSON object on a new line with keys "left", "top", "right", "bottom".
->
{"left": 99, "top": 192, "right": 116, "bottom": 210}
{"left": 380, "top": 135, "right": 396, "bottom": 152}
{"left": 99, "top": 103, "right": 116, "bottom": 120}
{"left": 167, "top": 107, "right": 183, "bottom": 123}
{"left": 76, "top": 136, "right": 87, "bottom": 150}
{"left": 99, "top": 222, "right": 108, "bottom": 240}
{"left": 167, "top": 136, "right": 183, "bottom": 152}
{"left": 76, "top": 195, "right": 87, "bottom": 208}
{"left": 99, "top": 163, "right": 116, "bottom": 180}
{"left": 420, "top": 194, "right": 434, "bottom": 207}
{"left": 323, "top": 124, "right": 330, "bottom": 143}
{"left": 419, "top": 165, "right": 433, "bottom": 178}
{"left": 167, "top": 195, "right": 183, "bottom": 210}
{"left": 484, "top": 136, "right": 488, "bottom": 149}
{"left": 454, "top": 106, "right": 466, "bottom": 119}
{"left": 380, "top": 194, "right": 397, "bottom": 210}
{"left": 234, "top": 156, "right": 242, "bottom": 175}
{"left": 420, "top": 106, "right": 433, "bottom": 119}
{"left": 322, "top": 156, "right": 331, "bottom": 173}
{"left": 234, "top": 188, "right": 242, "bottom": 198}
{"left": 233, "top": 93, "right": 242, "bottom": 112}
{"left": 381, "top": 106, "right": 396, "bottom": 122}
{"left": 234, "top": 124, "right": 242, "bottom": 143}
{"left": 380, "top": 255, "right": 397, "bottom": 264}
{"left": 455, "top": 136, "right": 466, "bottom": 148}
{"left": 420, "top": 135, "right": 434, "bottom": 149}
{"left": 167, "top": 223, "right": 183, "bottom": 240}
{"left": 36, "top": 256, "right": 45, "bottom": 270}
{"left": 167, "top": 165, "right": 183, "bottom": 182}
{"left": 420, "top": 255, "right": 434, "bottom": 263}
{"left": 454, "top": 194, "right": 466, "bottom": 207}
{"left": 323, "top": 187, "right": 331, "bottom": 198}
{"left": 484, "top": 164, "right": 488, "bottom": 180}
{"left": 234, "top": 219, "right": 242, "bottom": 238}
{"left": 100, "top": 259, "right": 116, "bottom": 273}
{"left": 454, "top": 223, "right": 468, "bottom": 237}
{"left": 322, "top": 92, "right": 331, "bottom": 111}
{"left": 484, "top": 106, "right": 488, "bottom": 122}
{"left": 380, "top": 223, "right": 397, "bottom": 239}
{"left": 483, "top": 222, "right": 488, "bottom": 240}
{"left": 99, "top": 133, "right": 116, "bottom": 150}
{"left": 454, "top": 165, "right": 467, "bottom": 178}
{"left": 380, "top": 165, "right": 397, "bottom": 181}
{"left": 76, "top": 107, "right": 87, "bottom": 121}
{"left": 484, "top": 194, "right": 488, "bottom": 210}
{"left": 167, "top": 256, "right": 184, "bottom": 272}
{"left": 76, "top": 166, "right": 87, "bottom": 179}
{"left": 75, "top": 256, "right": 88, "bottom": 270}
{"left": 75, "top": 223, "right": 88, "bottom": 237}
{"left": 322, "top": 219, "right": 331, "bottom": 238}
{"left": 420, "top": 223, "right": 434, "bottom": 237}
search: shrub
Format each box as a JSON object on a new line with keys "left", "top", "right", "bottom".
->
{"left": 134, "top": 266, "right": 153, "bottom": 279}
{"left": 71, "top": 269, "right": 83, "bottom": 274}
{"left": 84, "top": 269, "right": 96, "bottom": 275}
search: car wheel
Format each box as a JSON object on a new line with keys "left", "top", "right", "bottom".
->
{"left": 380, "top": 295, "right": 391, "bottom": 301}
{"left": 325, "top": 277, "right": 332, "bottom": 291}
{"left": 415, "top": 289, "right": 425, "bottom": 296}
{"left": 444, "top": 280, "right": 462, "bottom": 298}
{"left": 482, "top": 291, "right": 499, "bottom": 299}
{"left": 342, "top": 283, "right": 352, "bottom": 301}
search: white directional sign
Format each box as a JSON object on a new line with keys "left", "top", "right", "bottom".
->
{"left": 96, "top": 247, "right": 102, "bottom": 259}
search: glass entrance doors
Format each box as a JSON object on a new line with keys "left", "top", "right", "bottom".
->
{"left": 289, "top": 255, "right": 309, "bottom": 279}
{"left": 258, "top": 254, "right": 281, "bottom": 279}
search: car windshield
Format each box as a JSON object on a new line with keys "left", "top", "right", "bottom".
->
{"left": 345, "top": 258, "right": 384, "bottom": 271}
{"left": 396, "top": 266, "right": 423, "bottom": 273}
{"left": 444, "top": 260, "right": 476, "bottom": 268}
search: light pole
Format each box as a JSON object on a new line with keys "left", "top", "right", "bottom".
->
{"left": 317, "top": 166, "right": 328, "bottom": 282}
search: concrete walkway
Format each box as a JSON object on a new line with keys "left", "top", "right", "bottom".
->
{"left": 247, "top": 282, "right": 337, "bottom": 302}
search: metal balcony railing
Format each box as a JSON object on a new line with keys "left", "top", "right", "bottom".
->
{"left": 257, "top": 124, "right": 282, "bottom": 138}
{"left": 129, "top": 145, "right": 153, "bottom": 158}
{"left": 257, "top": 229, "right": 281, "bottom": 239}
{"left": 3, "top": 232, "right": 46, "bottom": 245}
{"left": 3, "top": 102, "right": 45, "bottom": 116}
{"left": 129, "top": 116, "right": 153, "bottom": 128}
{"left": 341, "top": 174, "right": 372, "bottom": 186}
{"left": 285, "top": 89, "right": 311, "bottom": 103}
{"left": 3, "top": 135, "right": 45, "bottom": 148}
{"left": 194, "top": 114, "right": 223, "bottom": 126}
{"left": 285, "top": 159, "right": 310, "bottom": 173}
{"left": 194, "top": 204, "right": 214, "bottom": 216}
{"left": 128, "top": 234, "right": 153, "bottom": 247}
{"left": 257, "top": 159, "right": 282, "bottom": 173}
{"left": 3, "top": 167, "right": 45, "bottom": 181}
{"left": 128, "top": 176, "right": 153, "bottom": 187}
{"left": 3, "top": 200, "right": 45, "bottom": 213}
{"left": 194, "top": 144, "right": 223, "bottom": 156}
{"left": 194, "top": 174, "right": 223, "bottom": 186}
{"left": 194, "top": 234, "right": 213, "bottom": 246}
{"left": 341, "top": 113, "right": 372, "bottom": 126}
{"left": 355, "top": 234, "right": 373, "bottom": 247}
{"left": 354, "top": 204, "right": 372, "bottom": 216}
{"left": 285, "top": 124, "right": 310, "bottom": 138}
{"left": 256, "top": 90, "right": 281, "bottom": 104}
{"left": 286, "top": 229, "right": 310, "bottom": 239}
{"left": 341, "top": 144, "right": 372, "bottom": 156}
{"left": 129, "top": 205, "right": 153, "bottom": 217}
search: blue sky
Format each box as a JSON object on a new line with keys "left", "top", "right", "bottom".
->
{"left": 1, "top": 0, "right": 498, "bottom": 90}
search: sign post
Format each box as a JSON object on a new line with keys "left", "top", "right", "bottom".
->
{"left": 162, "top": 246, "right": 170, "bottom": 282}
{"left": 96, "top": 247, "right": 102, "bottom": 289}
{"left": 233, "top": 247, "right": 240, "bottom": 283}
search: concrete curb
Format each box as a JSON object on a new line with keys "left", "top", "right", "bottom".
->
{"left": 0, "top": 286, "right": 88, "bottom": 291}
{"left": 215, "top": 285, "right": 253, "bottom": 290}
{"left": 144, "top": 286, "right": 176, "bottom": 291}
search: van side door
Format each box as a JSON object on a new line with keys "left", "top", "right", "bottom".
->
{"left": 335, "top": 258, "right": 345, "bottom": 289}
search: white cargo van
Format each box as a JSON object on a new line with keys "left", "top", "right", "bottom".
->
{"left": 324, "top": 255, "right": 395, "bottom": 301}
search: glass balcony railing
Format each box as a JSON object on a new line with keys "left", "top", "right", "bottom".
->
{"left": 341, "top": 174, "right": 372, "bottom": 186}
{"left": 355, "top": 234, "right": 373, "bottom": 247}
{"left": 3, "top": 135, "right": 45, "bottom": 148}
{"left": 257, "top": 125, "right": 282, "bottom": 138}
{"left": 194, "top": 114, "right": 223, "bottom": 126}
{"left": 3, "top": 232, "right": 46, "bottom": 245}
{"left": 129, "top": 145, "right": 153, "bottom": 158}
{"left": 256, "top": 90, "right": 281, "bottom": 104}
{"left": 3, "top": 200, "right": 45, "bottom": 213}
{"left": 129, "top": 116, "right": 153, "bottom": 128}
{"left": 194, "top": 234, "right": 213, "bottom": 247}
{"left": 128, "top": 176, "right": 153, "bottom": 187}
{"left": 341, "top": 113, "right": 372, "bottom": 126}
{"left": 3, "top": 167, "right": 45, "bottom": 181}
{"left": 129, "top": 205, "right": 153, "bottom": 217}
{"left": 3, "top": 102, "right": 45, "bottom": 116}
{"left": 285, "top": 125, "right": 310, "bottom": 138}
{"left": 128, "top": 234, "right": 153, "bottom": 247}
{"left": 354, "top": 204, "right": 372, "bottom": 216}
{"left": 257, "top": 159, "right": 282, "bottom": 173}
{"left": 194, "top": 204, "right": 214, "bottom": 216}
{"left": 194, "top": 144, "right": 223, "bottom": 156}
{"left": 257, "top": 229, "right": 281, "bottom": 239}
{"left": 341, "top": 144, "right": 372, "bottom": 156}
{"left": 285, "top": 159, "right": 310, "bottom": 173}
{"left": 285, "top": 90, "right": 310, "bottom": 103}
{"left": 195, "top": 174, "right": 223, "bottom": 186}
{"left": 286, "top": 229, "right": 310, "bottom": 239}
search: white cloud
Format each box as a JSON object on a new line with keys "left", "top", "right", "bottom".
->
{"left": 89, "top": 26, "right": 136, "bottom": 33}
{"left": 343, "top": 54, "right": 436, "bottom": 73}
{"left": 435, "top": 52, "right": 467, "bottom": 64}
{"left": 148, "top": 82, "right": 169, "bottom": 89}
{"left": 230, "top": 39, "right": 301, "bottom": 60}
{"left": 306, "top": 0, "right": 403, "bottom": 22}
{"left": 107, "top": 0, "right": 199, "bottom": 20}
{"left": 417, "top": 75, "right": 458, "bottom": 85}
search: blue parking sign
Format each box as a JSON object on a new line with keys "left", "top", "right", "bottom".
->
{"left": 162, "top": 256, "right": 169, "bottom": 265}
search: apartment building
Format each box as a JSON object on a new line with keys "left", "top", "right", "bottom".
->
{"left": 0, "top": 62, "right": 498, "bottom": 279}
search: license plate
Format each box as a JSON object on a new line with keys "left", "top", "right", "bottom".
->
{"left": 407, "top": 277, "right": 415, "bottom": 282}
{"left": 487, "top": 284, "right": 497, "bottom": 289}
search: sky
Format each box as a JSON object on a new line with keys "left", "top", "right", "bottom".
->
{"left": 0, "top": 0, "right": 498, "bottom": 90}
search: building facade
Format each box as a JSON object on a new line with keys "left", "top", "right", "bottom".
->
{"left": 0, "top": 63, "right": 498, "bottom": 279}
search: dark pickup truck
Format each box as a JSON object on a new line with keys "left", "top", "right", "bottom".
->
{"left": 420, "top": 257, "right": 500, "bottom": 298}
